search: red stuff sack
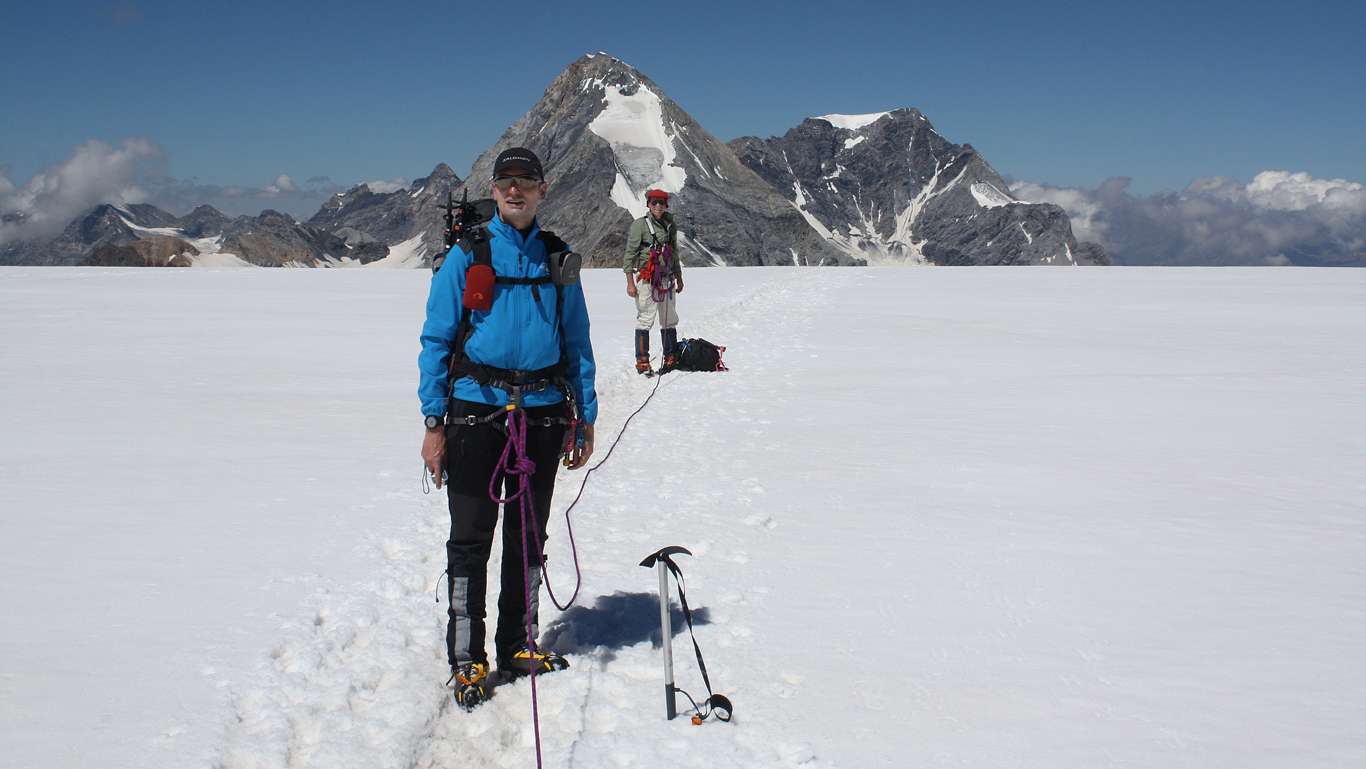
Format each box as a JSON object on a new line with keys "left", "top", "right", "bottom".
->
{"left": 463, "top": 263, "right": 496, "bottom": 311}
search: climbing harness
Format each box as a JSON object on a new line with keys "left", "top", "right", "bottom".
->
{"left": 646, "top": 242, "right": 676, "bottom": 302}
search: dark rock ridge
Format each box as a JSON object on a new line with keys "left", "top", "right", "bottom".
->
{"left": 77, "top": 237, "right": 198, "bottom": 267}
{"left": 2, "top": 203, "right": 183, "bottom": 266}
{"left": 728, "top": 110, "right": 1110, "bottom": 265}
{"left": 1, "top": 202, "right": 393, "bottom": 267}
{"left": 307, "top": 163, "right": 461, "bottom": 263}
{"left": 77, "top": 235, "right": 199, "bottom": 267}
{"left": 220, "top": 211, "right": 363, "bottom": 267}
{"left": 177, "top": 205, "right": 233, "bottom": 239}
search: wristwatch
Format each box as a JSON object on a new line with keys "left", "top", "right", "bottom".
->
{"left": 425, "top": 414, "right": 444, "bottom": 430}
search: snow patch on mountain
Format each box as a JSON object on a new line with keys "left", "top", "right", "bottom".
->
{"left": 122, "top": 219, "right": 227, "bottom": 255}
{"left": 677, "top": 231, "right": 726, "bottom": 266}
{"left": 588, "top": 82, "right": 688, "bottom": 219}
{"left": 787, "top": 179, "right": 839, "bottom": 245}
{"left": 970, "top": 182, "right": 1014, "bottom": 209}
{"left": 364, "top": 234, "right": 428, "bottom": 269}
{"left": 815, "top": 112, "right": 891, "bottom": 131}
{"left": 113, "top": 209, "right": 240, "bottom": 263}
{"left": 1037, "top": 243, "right": 1077, "bottom": 265}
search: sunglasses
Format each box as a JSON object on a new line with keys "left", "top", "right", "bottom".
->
{"left": 493, "top": 175, "right": 543, "bottom": 190}
{"left": 649, "top": 200, "right": 667, "bottom": 207}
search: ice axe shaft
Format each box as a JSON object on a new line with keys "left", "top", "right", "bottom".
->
{"left": 640, "top": 545, "right": 691, "bottom": 720}
{"left": 658, "top": 561, "right": 676, "bottom": 719}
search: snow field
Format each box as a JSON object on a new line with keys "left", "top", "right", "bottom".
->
{"left": 1, "top": 265, "right": 1362, "bottom": 769}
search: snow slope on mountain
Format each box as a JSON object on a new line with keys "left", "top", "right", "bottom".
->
{"left": 112, "top": 208, "right": 228, "bottom": 258}
{"left": 815, "top": 113, "right": 891, "bottom": 131}
{"left": 361, "top": 233, "right": 428, "bottom": 269}
{"left": 1, "top": 267, "right": 1361, "bottom": 768}
{"left": 970, "top": 181, "right": 1015, "bottom": 208}
{"left": 587, "top": 80, "right": 689, "bottom": 218}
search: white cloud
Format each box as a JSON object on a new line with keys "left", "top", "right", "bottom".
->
{"left": 1011, "top": 172, "right": 1366, "bottom": 266}
{"left": 1246, "top": 171, "right": 1364, "bottom": 211}
{"left": 265, "top": 174, "right": 301, "bottom": 195}
{"left": 0, "top": 139, "right": 359, "bottom": 238}
{"left": 1010, "top": 179, "right": 1111, "bottom": 244}
{"left": 0, "top": 137, "right": 166, "bottom": 245}
{"left": 366, "top": 177, "right": 409, "bottom": 194}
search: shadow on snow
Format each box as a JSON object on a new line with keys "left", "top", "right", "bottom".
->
{"left": 542, "top": 591, "right": 711, "bottom": 660}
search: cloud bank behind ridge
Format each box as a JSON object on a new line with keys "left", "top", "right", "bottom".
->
{"left": 1, "top": 137, "right": 165, "bottom": 245}
{"left": 1013, "top": 172, "right": 1366, "bottom": 266}
{"left": 0, "top": 138, "right": 377, "bottom": 246}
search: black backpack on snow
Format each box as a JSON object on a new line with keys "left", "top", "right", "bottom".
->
{"left": 674, "top": 338, "right": 727, "bottom": 372}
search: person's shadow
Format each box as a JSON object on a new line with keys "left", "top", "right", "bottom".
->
{"left": 541, "top": 591, "right": 711, "bottom": 661}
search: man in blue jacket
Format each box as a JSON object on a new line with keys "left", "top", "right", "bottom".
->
{"left": 419, "top": 148, "right": 597, "bottom": 709}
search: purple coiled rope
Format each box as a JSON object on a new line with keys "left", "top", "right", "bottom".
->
{"left": 483, "top": 371, "right": 668, "bottom": 767}
{"left": 648, "top": 244, "right": 675, "bottom": 302}
{"left": 489, "top": 407, "right": 547, "bottom": 769}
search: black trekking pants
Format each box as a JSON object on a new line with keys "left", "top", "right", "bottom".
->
{"left": 444, "top": 398, "right": 566, "bottom": 668}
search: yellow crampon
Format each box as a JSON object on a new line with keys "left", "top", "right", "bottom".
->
{"left": 453, "top": 662, "right": 491, "bottom": 710}
{"left": 505, "top": 648, "right": 570, "bottom": 676}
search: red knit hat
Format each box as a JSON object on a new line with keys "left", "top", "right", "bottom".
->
{"left": 645, "top": 189, "right": 669, "bottom": 205}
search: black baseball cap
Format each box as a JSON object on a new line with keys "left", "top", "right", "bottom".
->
{"left": 492, "top": 148, "right": 544, "bottom": 179}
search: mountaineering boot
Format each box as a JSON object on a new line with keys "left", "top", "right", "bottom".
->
{"left": 452, "top": 662, "right": 492, "bottom": 710}
{"left": 500, "top": 646, "right": 570, "bottom": 679}
{"left": 659, "top": 327, "right": 678, "bottom": 373}
{"left": 635, "top": 329, "right": 653, "bottom": 375}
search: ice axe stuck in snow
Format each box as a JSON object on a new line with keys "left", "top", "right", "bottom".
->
{"left": 640, "top": 546, "right": 734, "bottom": 724}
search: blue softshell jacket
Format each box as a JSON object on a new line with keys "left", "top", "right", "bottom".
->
{"left": 418, "top": 214, "right": 597, "bottom": 424}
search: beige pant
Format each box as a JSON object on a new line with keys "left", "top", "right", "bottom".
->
{"left": 635, "top": 279, "right": 679, "bottom": 331}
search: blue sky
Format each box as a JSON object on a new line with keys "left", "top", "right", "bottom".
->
{"left": 2, "top": 0, "right": 1362, "bottom": 220}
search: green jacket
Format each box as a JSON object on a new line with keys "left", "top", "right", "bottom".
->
{"left": 623, "top": 212, "right": 680, "bottom": 276}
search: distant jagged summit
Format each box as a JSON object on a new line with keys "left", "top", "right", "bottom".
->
{"left": 443, "top": 53, "right": 858, "bottom": 267}
{"left": 729, "top": 109, "right": 1111, "bottom": 265}
{"left": 308, "top": 163, "right": 463, "bottom": 263}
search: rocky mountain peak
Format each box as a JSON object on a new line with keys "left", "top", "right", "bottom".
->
{"left": 729, "top": 109, "right": 1109, "bottom": 265}
{"left": 442, "top": 53, "right": 856, "bottom": 268}
{"left": 419, "top": 163, "right": 458, "bottom": 186}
